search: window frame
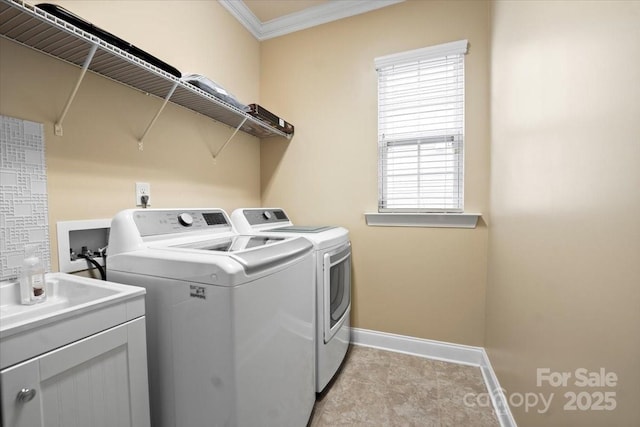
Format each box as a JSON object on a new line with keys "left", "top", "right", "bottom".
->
{"left": 375, "top": 40, "right": 468, "bottom": 214}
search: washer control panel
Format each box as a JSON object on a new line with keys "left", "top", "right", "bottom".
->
{"left": 133, "top": 209, "right": 230, "bottom": 237}
{"left": 243, "top": 209, "right": 289, "bottom": 226}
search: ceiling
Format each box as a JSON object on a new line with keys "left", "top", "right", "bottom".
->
{"left": 219, "top": 0, "right": 404, "bottom": 41}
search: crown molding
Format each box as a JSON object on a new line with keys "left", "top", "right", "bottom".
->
{"left": 218, "top": 0, "right": 405, "bottom": 41}
{"left": 260, "top": 0, "right": 405, "bottom": 40}
{"left": 218, "top": 0, "right": 262, "bottom": 39}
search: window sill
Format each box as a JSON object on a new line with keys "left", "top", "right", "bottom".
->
{"left": 364, "top": 212, "right": 482, "bottom": 229}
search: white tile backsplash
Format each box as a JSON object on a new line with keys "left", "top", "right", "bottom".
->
{"left": 0, "top": 115, "right": 51, "bottom": 281}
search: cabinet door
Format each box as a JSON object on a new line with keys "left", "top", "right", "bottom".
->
{"left": 1, "top": 358, "right": 43, "bottom": 427}
{"left": 1, "top": 318, "right": 150, "bottom": 427}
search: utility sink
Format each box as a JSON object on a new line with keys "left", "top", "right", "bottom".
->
{"left": 1, "top": 274, "right": 119, "bottom": 330}
{"left": 0, "top": 272, "right": 145, "bottom": 369}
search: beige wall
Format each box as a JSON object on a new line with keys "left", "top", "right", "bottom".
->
{"left": 0, "top": 0, "right": 262, "bottom": 273}
{"left": 486, "top": 1, "right": 640, "bottom": 425}
{"left": 260, "top": 0, "right": 491, "bottom": 345}
{"left": 7, "top": 2, "right": 638, "bottom": 423}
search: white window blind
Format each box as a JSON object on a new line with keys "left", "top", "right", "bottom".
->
{"left": 376, "top": 40, "right": 468, "bottom": 212}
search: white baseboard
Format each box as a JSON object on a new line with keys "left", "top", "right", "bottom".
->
{"left": 479, "top": 348, "right": 518, "bottom": 427}
{"left": 350, "top": 327, "right": 516, "bottom": 427}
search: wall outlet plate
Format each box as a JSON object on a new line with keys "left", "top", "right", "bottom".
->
{"left": 135, "top": 182, "right": 151, "bottom": 207}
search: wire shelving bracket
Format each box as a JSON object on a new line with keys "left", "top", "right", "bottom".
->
{"left": 212, "top": 117, "right": 248, "bottom": 161}
{"left": 54, "top": 43, "right": 98, "bottom": 136}
{"left": 138, "top": 81, "right": 179, "bottom": 151}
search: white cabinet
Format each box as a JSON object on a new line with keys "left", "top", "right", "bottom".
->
{"left": 0, "top": 273, "right": 149, "bottom": 426}
{"left": 1, "top": 317, "right": 150, "bottom": 427}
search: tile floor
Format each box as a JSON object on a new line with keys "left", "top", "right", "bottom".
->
{"left": 309, "top": 345, "right": 500, "bottom": 426}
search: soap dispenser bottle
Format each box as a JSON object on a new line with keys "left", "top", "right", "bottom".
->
{"left": 20, "top": 244, "right": 46, "bottom": 305}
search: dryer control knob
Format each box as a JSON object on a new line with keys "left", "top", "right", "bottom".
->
{"left": 262, "top": 211, "right": 272, "bottom": 220}
{"left": 178, "top": 213, "right": 194, "bottom": 226}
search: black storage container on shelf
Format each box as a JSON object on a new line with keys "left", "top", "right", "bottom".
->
{"left": 36, "top": 3, "right": 181, "bottom": 78}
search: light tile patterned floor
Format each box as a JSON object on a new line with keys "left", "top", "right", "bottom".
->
{"left": 309, "top": 345, "right": 500, "bottom": 426}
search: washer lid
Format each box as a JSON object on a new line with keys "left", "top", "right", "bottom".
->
{"left": 168, "top": 235, "right": 313, "bottom": 275}
{"left": 271, "top": 225, "right": 336, "bottom": 233}
{"left": 172, "top": 235, "right": 286, "bottom": 252}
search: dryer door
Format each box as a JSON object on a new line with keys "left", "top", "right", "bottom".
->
{"left": 323, "top": 243, "right": 351, "bottom": 343}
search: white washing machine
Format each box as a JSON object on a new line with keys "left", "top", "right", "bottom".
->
{"left": 231, "top": 208, "right": 351, "bottom": 393}
{"left": 106, "top": 208, "right": 315, "bottom": 427}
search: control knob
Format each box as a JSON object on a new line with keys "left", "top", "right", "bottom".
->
{"left": 262, "top": 211, "right": 272, "bottom": 220}
{"left": 178, "top": 213, "right": 194, "bottom": 227}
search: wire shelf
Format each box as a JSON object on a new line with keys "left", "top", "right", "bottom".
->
{"left": 0, "top": 0, "right": 292, "bottom": 140}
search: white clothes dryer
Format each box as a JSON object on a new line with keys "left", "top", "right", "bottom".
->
{"left": 231, "top": 208, "right": 351, "bottom": 393}
{"left": 107, "top": 208, "right": 315, "bottom": 427}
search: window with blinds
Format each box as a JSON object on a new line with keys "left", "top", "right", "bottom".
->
{"left": 376, "top": 40, "right": 468, "bottom": 212}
